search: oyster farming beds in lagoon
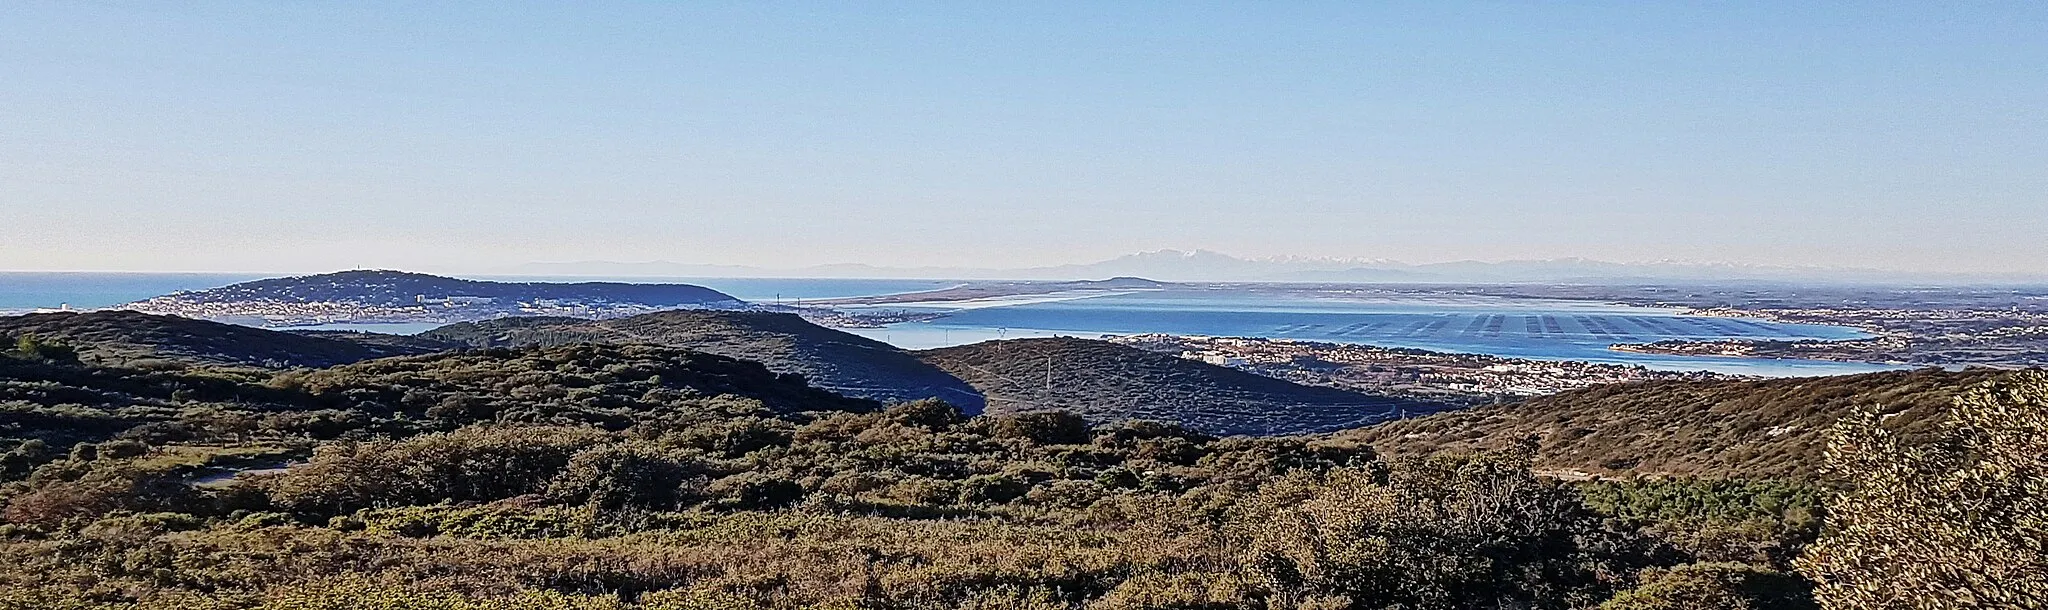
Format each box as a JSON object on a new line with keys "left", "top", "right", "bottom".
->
{"left": 837, "top": 287, "right": 1896, "bottom": 377}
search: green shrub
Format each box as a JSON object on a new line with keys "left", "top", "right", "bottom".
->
{"left": 546, "top": 443, "right": 709, "bottom": 510}
{"left": 883, "top": 399, "right": 965, "bottom": 430}
{"left": 956, "top": 473, "right": 1030, "bottom": 505}
{"left": 1601, "top": 563, "right": 1816, "bottom": 610}
{"left": 12, "top": 335, "right": 79, "bottom": 364}
{"left": 706, "top": 471, "right": 804, "bottom": 510}
{"left": 265, "top": 426, "right": 608, "bottom": 517}
{"left": 985, "top": 411, "right": 1091, "bottom": 445}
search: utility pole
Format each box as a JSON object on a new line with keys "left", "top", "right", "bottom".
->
{"left": 1045, "top": 354, "right": 1053, "bottom": 395}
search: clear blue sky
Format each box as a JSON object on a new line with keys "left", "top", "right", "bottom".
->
{"left": 3, "top": 2, "right": 2043, "bottom": 274}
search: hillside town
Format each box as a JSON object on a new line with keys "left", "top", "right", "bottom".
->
{"left": 108, "top": 270, "right": 747, "bottom": 328}
{"left": 120, "top": 294, "right": 715, "bottom": 327}
{"left": 1622, "top": 305, "right": 2048, "bottom": 367}
{"left": 787, "top": 307, "right": 948, "bottom": 328}
{"left": 1109, "top": 334, "right": 1730, "bottom": 405}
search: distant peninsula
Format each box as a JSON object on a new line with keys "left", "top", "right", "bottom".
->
{"left": 814, "top": 276, "right": 1171, "bottom": 307}
{"left": 120, "top": 270, "right": 742, "bottom": 327}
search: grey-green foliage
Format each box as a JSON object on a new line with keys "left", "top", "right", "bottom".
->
{"left": 1230, "top": 449, "right": 1658, "bottom": 609}
{"left": 11, "top": 334, "right": 78, "bottom": 363}
{"left": 544, "top": 442, "right": 709, "bottom": 510}
{"left": 1797, "top": 372, "right": 2048, "bottom": 609}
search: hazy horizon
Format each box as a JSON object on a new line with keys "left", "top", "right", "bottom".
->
{"left": 10, "top": 250, "right": 2048, "bottom": 279}
{"left": 8, "top": 248, "right": 2048, "bottom": 286}
{"left": 5, "top": 3, "right": 2044, "bottom": 275}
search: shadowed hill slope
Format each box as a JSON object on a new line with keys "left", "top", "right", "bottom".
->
{"left": 418, "top": 311, "right": 985, "bottom": 412}
{"left": 914, "top": 337, "right": 1449, "bottom": 436}
{"left": 0, "top": 341, "right": 877, "bottom": 455}
{"left": 0, "top": 311, "right": 435, "bottom": 369}
{"left": 287, "top": 330, "right": 465, "bottom": 353}
{"left": 1341, "top": 367, "right": 2017, "bottom": 478}
{"left": 291, "top": 343, "right": 879, "bottom": 420}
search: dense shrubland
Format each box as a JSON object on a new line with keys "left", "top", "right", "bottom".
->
{"left": 1796, "top": 373, "right": 2048, "bottom": 608}
{"left": 915, "top": 337, "right": 1444, "bottom": 436}
{"left": 0, "top": 311, "right": 429, "bottom": 369}
{"left": 1347, "top": 368, "right": 2008, "bottom": 478}
{"left": 418, "top": 310, "right": 988, "bottom": 411}
{"left": 0, "top": 335, "right": 2039, "bottom": 609}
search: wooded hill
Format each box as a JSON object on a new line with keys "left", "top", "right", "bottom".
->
{"left": 1344, "top": 367, "right": 2012, "bottom": 478}
{"left": 419, "top": 310, "right": 986, "bottom": 412}
{"left": 0, "top": 311, "right": 435, "bottom": 369}
{"left": 916, "top": 337, "right": 1452, "bottom": 436}
{"left": 135, "top": 270, "right": 741, "bottom": 308}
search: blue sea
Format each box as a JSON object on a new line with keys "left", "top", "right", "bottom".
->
{"left": 1, "top": 273, "right": 1899, "bottom": 377}
{"left": 0, "top": 273, "right": 264, "bottom": 311}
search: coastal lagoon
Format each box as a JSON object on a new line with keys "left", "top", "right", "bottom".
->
{"left": 830, "top": 287, "right": 1899, "bottom": 377}
{"left": 483, "top": 276, "right": 961, "bottom": 303}
{"left": 1, "top": 274, "right": 1898, "bottom": 376}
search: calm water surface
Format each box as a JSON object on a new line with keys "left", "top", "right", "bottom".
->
{"left": 837, "top": 288, "right": 1899, "bottom": 377}
{"left": 480, "top": 276, "right": 959, "bottom": 302}
{"left": 0, "top": 273, "right": 262, "bottom": 311}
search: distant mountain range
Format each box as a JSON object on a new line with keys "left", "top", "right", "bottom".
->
{"left": 519, "top": 250, "right": 2048, "bottom": 285}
